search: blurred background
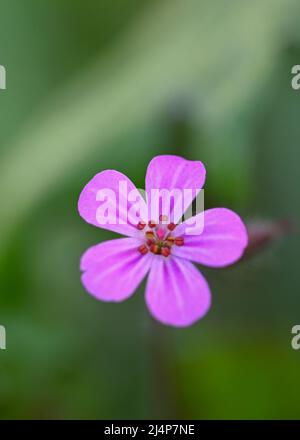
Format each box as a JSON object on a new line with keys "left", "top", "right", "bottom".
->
{"left": 0, "top": 0, "right": 299, "bottom": 419}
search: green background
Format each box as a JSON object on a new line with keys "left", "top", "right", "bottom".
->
{"left": 0, "top": 0, "right": 299, "bottom": 419}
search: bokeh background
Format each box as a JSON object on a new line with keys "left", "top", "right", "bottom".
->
{"left": 0, "top": 0, "right": 299, "bottom": 419}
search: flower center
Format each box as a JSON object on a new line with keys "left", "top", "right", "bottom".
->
{"left": 136, "top": 215, "right": 184, "bottom": 258}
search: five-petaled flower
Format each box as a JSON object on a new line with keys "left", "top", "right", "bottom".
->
{"left": 78, "top": 155, "right": 248, "bottom": 327}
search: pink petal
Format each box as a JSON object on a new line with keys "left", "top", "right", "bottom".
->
{"left": 172, "top": 208, "right": 248, "bottom": 267}
{"left": 145, "top": 155, "right": 206, "bottom": 223}
{"left": 145, "top": 257, "right": 211, "bottom": 327}
{"left": 78, "top": 170, "right": 147, "bottom": 238}
{"left": 81, "top": 238, "right": 152, "bottom": 302}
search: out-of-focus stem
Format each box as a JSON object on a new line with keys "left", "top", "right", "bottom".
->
{"left": 147, "top": 319, "right": 181, "bottom": 418}
{"left": 243, "top": 218, "right": 294, "bottom": 259}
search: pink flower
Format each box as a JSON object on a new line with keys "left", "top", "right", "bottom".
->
{"left": 78, "top": 155, "right": 248, "bottom": 327}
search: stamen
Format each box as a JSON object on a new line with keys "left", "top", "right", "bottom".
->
{"left": 139, "top": 222, "right": 184, "bottom": 257}
{"left": 138, "top": 244, "right": 148, "bottom": 255}
{"left": 166, "top": 236, "right": 175, "bottom": 245}
{"left": 175, "top": 237, "right": 184, "bottom": 246}
{"left": 159, "top": 214, "right": 168, "bottom": 223}
{"left": 167, "top": 223, "right": 176, "bottom": 231}
{"left": 161, "top": 246, "right": 171, "bottom": 257}
{"left": 145, "top": 231, "right": 154, "bottom": 239}
{"left": 137, "top": 221, "right": 146, "bottom": 230}
{"left": 150, "top": 244, "right": 160, "bottom": 254}
{"left": 148, "top": 220, "right": 157, "bottom": 228}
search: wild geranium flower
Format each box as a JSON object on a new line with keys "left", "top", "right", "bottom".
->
{"left": 78, "top": 155, "right": 248, "bottom": 327}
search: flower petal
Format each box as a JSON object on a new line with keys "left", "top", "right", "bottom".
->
{"left": 81, "top": 238, "right": 152, "bottom": 302}
{"left": 145, "top": 257, "right": 211, "bottom": 327}
{"left": 145, "top": 155, "right": 206, "bottom": 223}
{"left": 78, "top": 170, "right": 147, "bottom": 237}
{"left": 172, "top": 208, "right": 248, "bottom": 267}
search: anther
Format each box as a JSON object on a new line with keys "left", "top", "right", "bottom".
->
{"left": 138, "top": 244, "right": 148, "bottom": 255}
{"left": 167, "top": 223, "right": 176, "bottom": 231}
{"left": 150, "top": 244, "right": 160, "bottom": 254}
{"left": 146, "top": 239, "right": 154, "bottom": 246}
{"left": 159, "top": 214, "right": 168, "bottom": 223}
{"left": 174, "top": 237, "right": 184, "bottom": 246}
{"left": 148, "top": 220, "right": 157, "bottom": 228}
{"left": 161, "top": 247, "right": 171, "bottom": 257}
{"left": 146, "top": 231, "right": 154, "bottom": 239}
{"left": 137, "top": 221, "right": 146, "bottom": 230}
{"left": 166, "top": 236, "right": 175, "bottom": 245}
